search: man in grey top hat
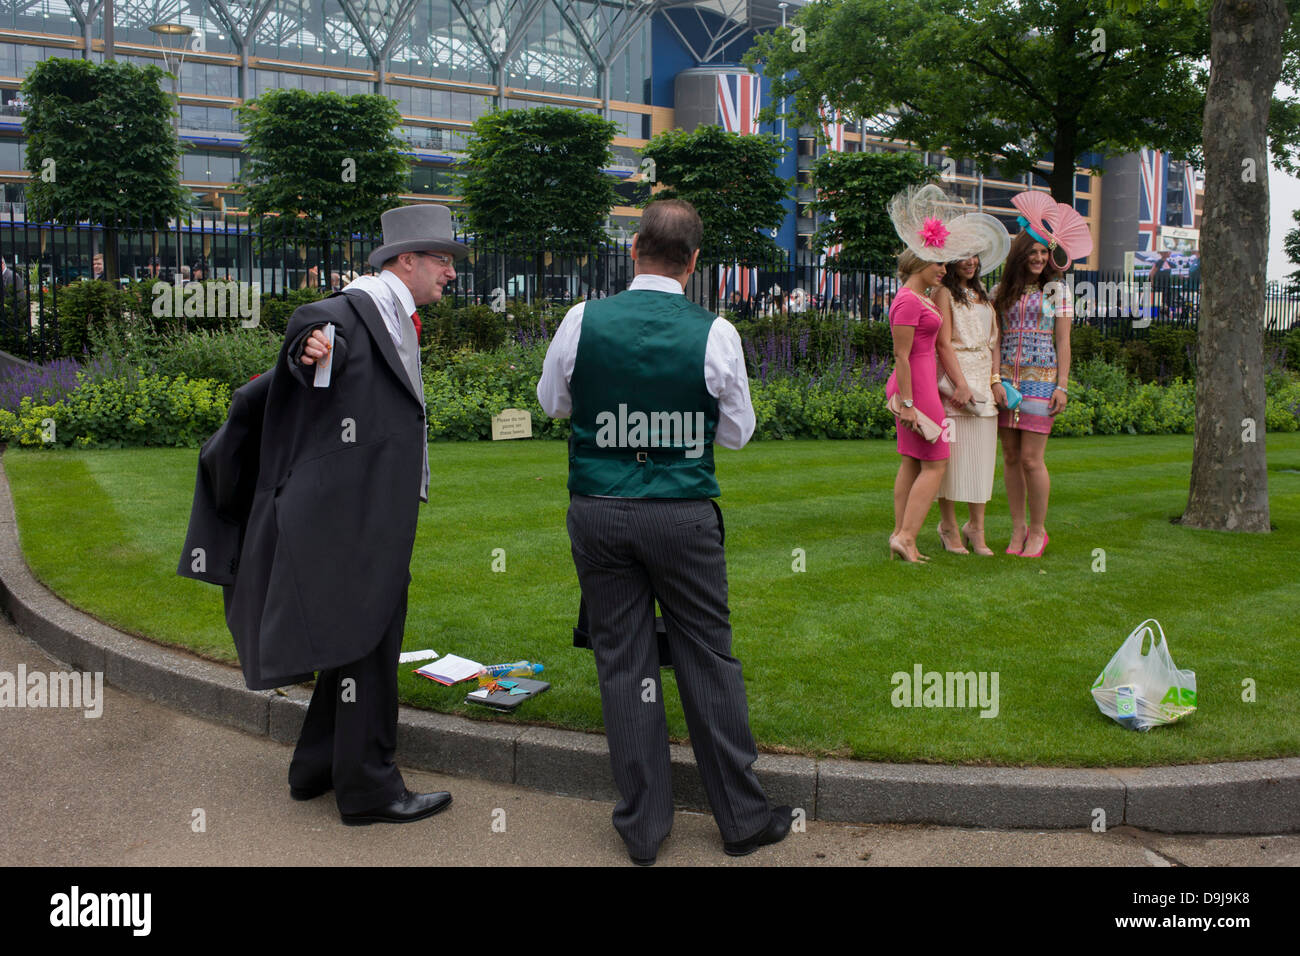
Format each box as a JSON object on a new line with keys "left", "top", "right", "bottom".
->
{"left": 180, "top": 203, "right": 467, "bottom": 825}
{"left": 286, "top": 203, "right": 467, "bottom": 823}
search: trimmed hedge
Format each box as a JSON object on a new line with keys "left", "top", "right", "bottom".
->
{"left": 7, "top": 344, "right": 1299, "bottom": 449}
{"left": 0, "top": 374, "right": 230, "bottom": 448}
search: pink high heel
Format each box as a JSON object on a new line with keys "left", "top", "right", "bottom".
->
{"left": 1019, "top": 532, "right": 1050, "bottom": 558}
{"left": 1005, "top": 529, "right": 1026, "bottom": 555}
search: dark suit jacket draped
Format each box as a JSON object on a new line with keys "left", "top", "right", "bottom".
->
{"left": 178, "top": 289, "right": 427, "bottom": 689}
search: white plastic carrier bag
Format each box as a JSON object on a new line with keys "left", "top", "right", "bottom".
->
{"left": 1090, "top": 619, "right": 1197, "bottom": 732}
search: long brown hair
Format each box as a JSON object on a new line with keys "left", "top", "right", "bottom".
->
{"left": 940, "top": 256, "right": 989, "bottom": 307}
{"left": 993, "top": 231, "right": 1064, "bottom": 333}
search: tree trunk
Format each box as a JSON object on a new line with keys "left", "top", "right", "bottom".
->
{"left": 102, "top": 225, "right": 119, "bottom": 283}
{"left": 1181, "top": 0, "right": 1288, "bottom": 532}
{"left": 1049, "top": 125, "right": 1077, "bottom": 205}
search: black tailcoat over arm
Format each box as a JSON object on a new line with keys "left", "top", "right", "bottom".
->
{"left": 178, "top": 290, "right": 428, "bottom": 689}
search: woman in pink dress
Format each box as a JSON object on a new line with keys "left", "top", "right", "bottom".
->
{"left": 886, "top": 251, "right": 950, "bottom": 562}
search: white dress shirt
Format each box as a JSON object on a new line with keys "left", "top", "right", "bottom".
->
{"left": 536, "top": 273, "right": 756, "bottom": 449}
{"left": 344, "top": 271, "right": 417, "bottom": 347}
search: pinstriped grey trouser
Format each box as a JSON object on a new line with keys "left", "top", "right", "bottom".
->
{"left": 566, "top": 493, "right": 771, "bottom": 857}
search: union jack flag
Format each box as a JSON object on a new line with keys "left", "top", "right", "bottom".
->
{"left": 717, "top": 73, "right": 762, "bottom": 135}
{"left": 815, "top": 102, "right": 846, "bottom": 300}
{"left": 818, "top": 104, "right": 844, "bottom": 153}
{"left": 717, "top": 261, "right": 758, "bottom": 303}
{"left": 1138, "top": 148, "right": 1164, "bottom": 252}
{"left": 1138, "top": 148, "right": 1200, "bottom": 252}
{"left": 715, "top": 73, "right": 763, "bottom": 302}
{"left": 817, "top": 243, "right": 842, "bottom": 300}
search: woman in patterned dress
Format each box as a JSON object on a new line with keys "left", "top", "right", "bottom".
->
{"left": 992, "top": 232, "right": 1073, "bottom": 557}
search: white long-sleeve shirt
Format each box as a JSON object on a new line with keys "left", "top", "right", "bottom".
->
{"left": 536, "top": 273, "right": 756, "bottom": 449}
{"left": 344, "top": 271, "right": 417, "bottom": 347}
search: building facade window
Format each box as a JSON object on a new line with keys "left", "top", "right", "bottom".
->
{"left": 180, "top": 104, "right": 239, "bottom": 132}
{"left": 251, "top": 0, "right": 371, "bottom": 69}
{"left": 181, "top": 149, "right": 239, "bottom": 183}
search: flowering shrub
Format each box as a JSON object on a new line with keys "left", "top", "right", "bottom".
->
{"left": 0, "top": 357, "right": 89, "bottom": 412}
{"left": 0, "top": 374, "right": 229, "bottom": 448}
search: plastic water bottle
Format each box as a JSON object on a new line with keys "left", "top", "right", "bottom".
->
{"left": 477, "top": 661, "right": 544, "bottom": 686}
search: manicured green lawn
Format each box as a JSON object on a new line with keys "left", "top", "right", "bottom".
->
{"left": 5, "top": 435, "right": 1299, "bottom": 767}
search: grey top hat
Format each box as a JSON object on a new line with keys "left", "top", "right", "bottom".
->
{"left": 369, "top": 204, "right": 469, "bottom": 268}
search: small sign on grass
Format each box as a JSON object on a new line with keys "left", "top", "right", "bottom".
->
{"left": 491, "top": 408, "right": 532, "bottom": 441}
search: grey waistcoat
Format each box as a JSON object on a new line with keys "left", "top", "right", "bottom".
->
{"left": 395, "top": 311, "right": 429, "bottom": 501}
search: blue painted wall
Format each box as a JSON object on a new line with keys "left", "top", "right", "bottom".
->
{"left": 650, "top": 13, "right": 800, "bottom": 257}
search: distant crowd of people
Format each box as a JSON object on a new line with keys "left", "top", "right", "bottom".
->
{"left": 725, "top": 289, "right": 896, "bottom": 320}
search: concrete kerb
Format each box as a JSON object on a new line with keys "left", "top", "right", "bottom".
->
{"left": 1, "top": 457, "right": 1297, "bottom": 833}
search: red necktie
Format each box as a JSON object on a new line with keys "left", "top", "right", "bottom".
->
{"left": 410, "top": 310, "right": 422, "bottom": 341}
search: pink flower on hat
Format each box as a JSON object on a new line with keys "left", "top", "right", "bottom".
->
{"left": 920, "top": 217, "right": 949, "bottom": 248}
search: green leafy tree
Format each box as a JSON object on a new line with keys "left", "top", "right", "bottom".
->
{"left": 638, "top": 125, "right": 789, "bottom": 263}
{"left": 811, "top": 151, "right": 933, "bottom": 270}
{"left": 747, "top": 0, "right": 1216, "bottom": 202}
{"left": 1284, "top": 208, "right": 1300, "bottom": 289}
{"left": 22, "top": 58, "right": 190, "bottom": 279}
{"left": 237, "top": 89, "right": 409, "bottom": 280}
{"left": 459, "top": 106, "right": 619, "bottom": 246}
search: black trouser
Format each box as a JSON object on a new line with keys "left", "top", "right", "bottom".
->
{"left": 567, "top": 494, "right": 770, "bottom": 858}
{"left": 288, "top": 591, "right": 407, "bottom": 813}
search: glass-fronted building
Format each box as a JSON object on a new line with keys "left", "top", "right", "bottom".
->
{"left": 0, "top": 0, "right": 1199, "bottom": 272}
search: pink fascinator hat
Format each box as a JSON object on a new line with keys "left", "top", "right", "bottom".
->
{"left": 1010, "top": 190, "right": 1093, "bottom": 268}
{"left": 888, "top": 184, "right": 988, "bottom": 262}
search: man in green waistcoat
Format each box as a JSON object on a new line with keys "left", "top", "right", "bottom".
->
{"left": 538, "top": 199, "right": 794, "bottom": 865}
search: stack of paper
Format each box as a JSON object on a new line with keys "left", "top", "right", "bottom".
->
{"left": 414, "top": 654, "right": 483, "bottom": 686}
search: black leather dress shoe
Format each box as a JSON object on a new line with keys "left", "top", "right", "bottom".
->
{"left": 290, "top": 782, "right": 332, "bottom": 801}
{"left": 723, "top": 806, "right": 795, "bottom": 857}
{"left": 340, "top": 789, "right": 452, "bottom": 826}
{"left": 629, "top": 851, "right": 656, "bottom": 867}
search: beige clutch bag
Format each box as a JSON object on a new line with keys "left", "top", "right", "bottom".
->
{"left": 887, "top": 393, "right": 942, "bottom": 443}
{"left": 938, "top": 373, "right": 996, "bottom": 417}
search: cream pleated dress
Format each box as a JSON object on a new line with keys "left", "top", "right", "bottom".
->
{"left": 938, "top": 293, "right": 999, "bottom": 502}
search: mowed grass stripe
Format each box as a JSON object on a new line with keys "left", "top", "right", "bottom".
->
{"left": 3, "top": 435, "right": 1297, "bottom": 766}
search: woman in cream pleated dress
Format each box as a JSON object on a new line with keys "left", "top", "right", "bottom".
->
{"left": 932, "top": 255, "right": 1000, "bottom": 555}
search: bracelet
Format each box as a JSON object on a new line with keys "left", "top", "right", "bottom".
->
{"left": 1054, "top": 385, "right": 1068, "bottom": 395}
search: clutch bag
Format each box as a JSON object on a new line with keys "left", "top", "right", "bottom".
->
{"left": 939, "top": 373, "right": 994, "bottom": 416}
{"left": 1000, "top": 379, "right": 1023, "bottom": 411}
{"left": 886, "top": 393, "right": 942, "bottom": 443}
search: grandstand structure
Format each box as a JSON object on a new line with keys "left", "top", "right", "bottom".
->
{"left": 0, "top": 0, "right": 1199, "bottom": 272}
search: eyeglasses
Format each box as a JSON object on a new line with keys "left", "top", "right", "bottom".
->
{"left": 415, "top": 252, "right": 455, "bottom": 267}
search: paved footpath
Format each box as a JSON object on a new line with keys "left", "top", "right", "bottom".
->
{"left": 2, "top": 618, "right": 1297, "bottom": 868}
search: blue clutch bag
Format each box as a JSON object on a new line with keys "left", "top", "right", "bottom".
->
{"left": 1000, "top": 379, "right": 1023, "bottom": 411}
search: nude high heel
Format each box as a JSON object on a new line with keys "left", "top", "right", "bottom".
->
{"left": 961, "top": 523, "right": 994, "bottom": 556}
{"left": 889, "top": 534, "right": 929, "bottom": 563}
{"left": 937, "top": 522, "right": 969, "bottom": 554}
